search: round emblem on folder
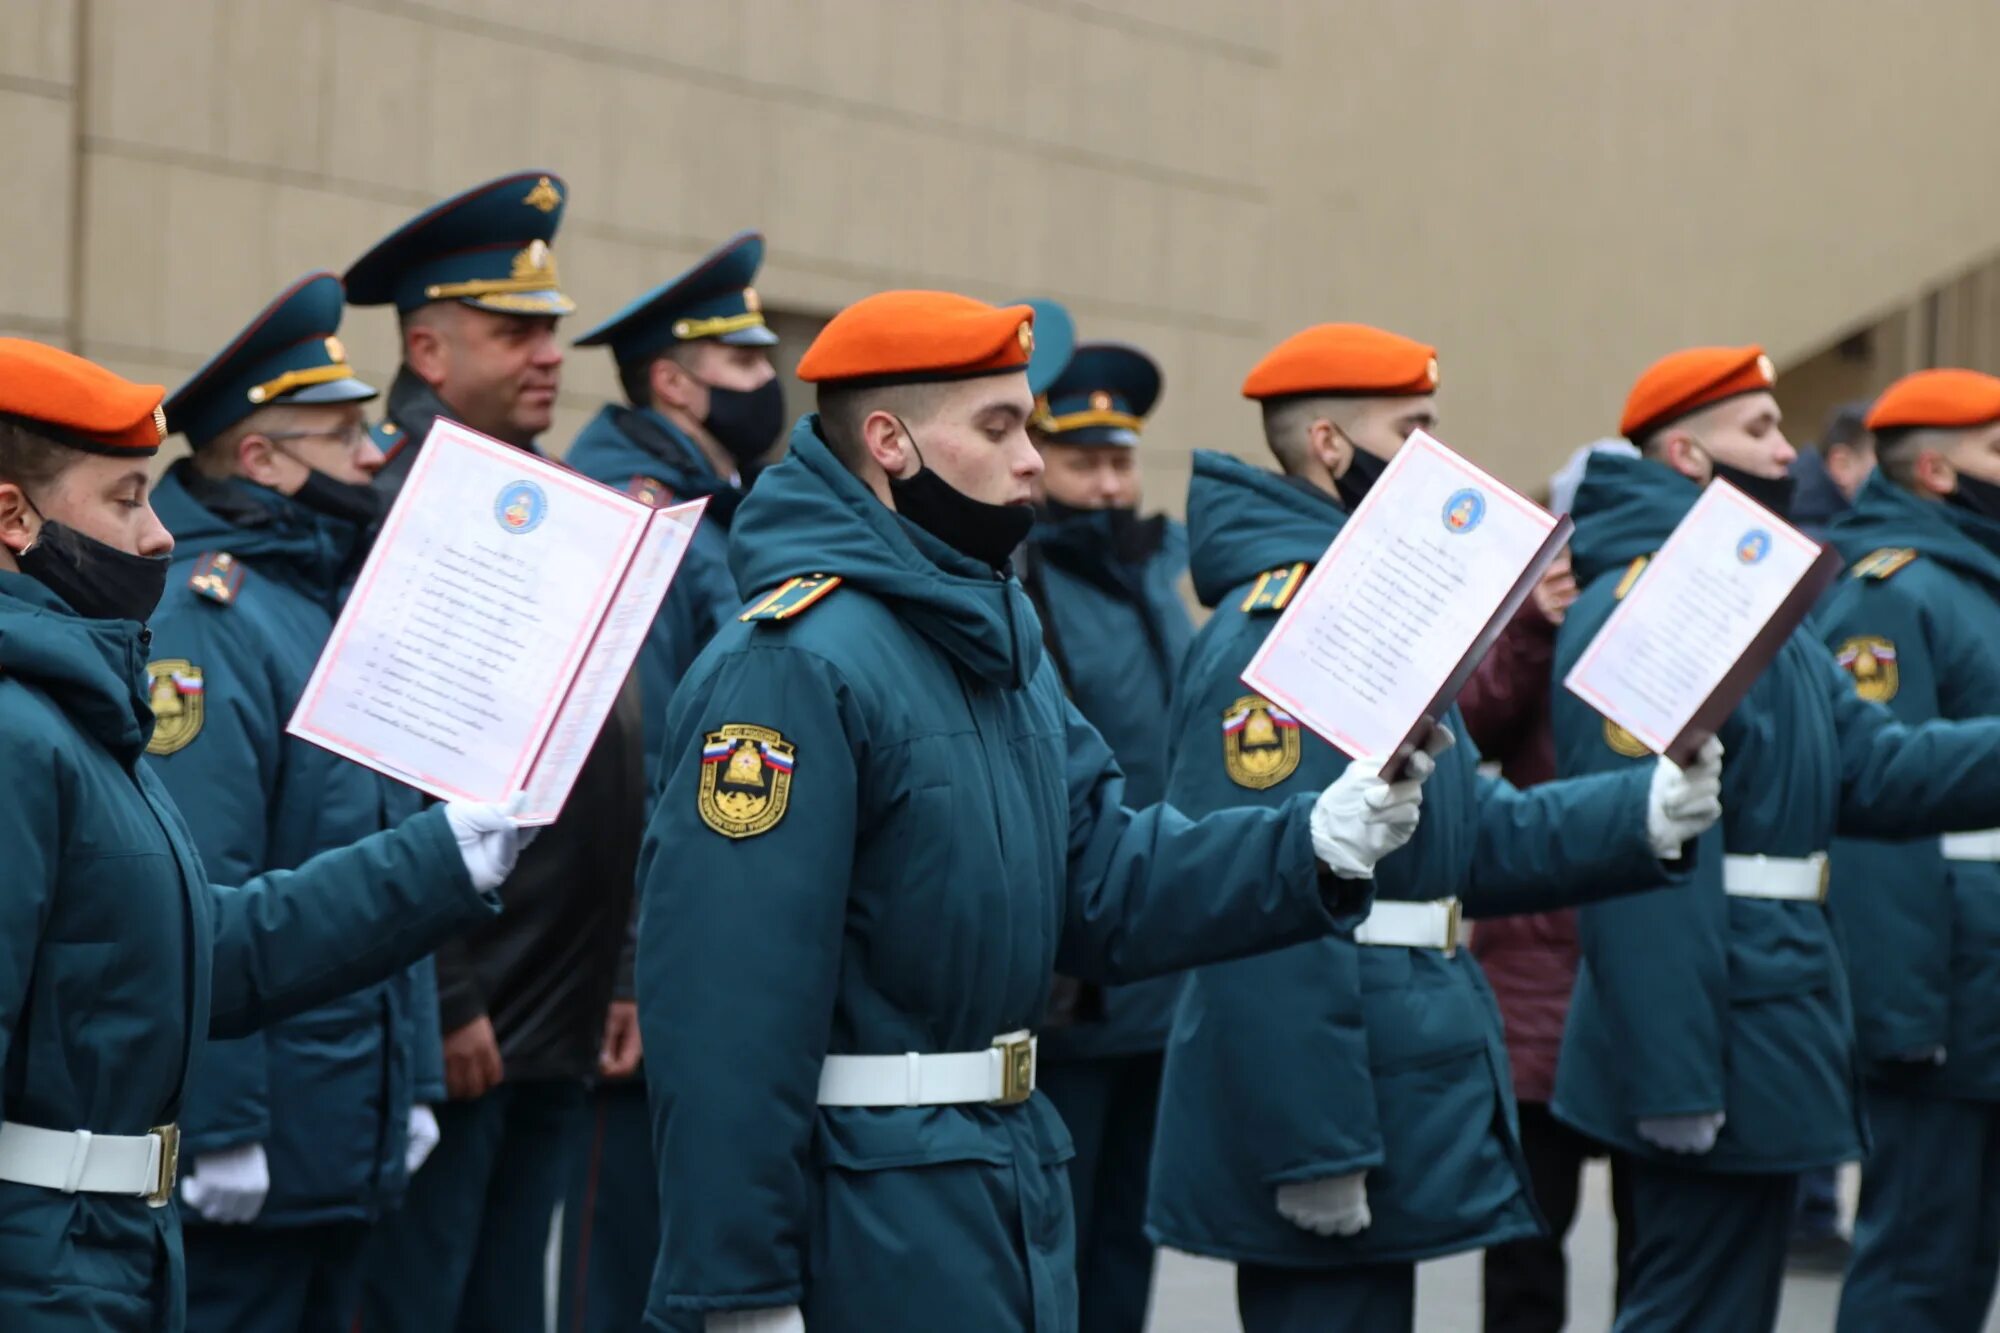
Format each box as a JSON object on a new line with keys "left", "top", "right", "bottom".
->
{"left": 1442, "top": 488, "right": 1486, "bottom": 534}
{"left": 494, "top": 480, "right": 548, "bottom": 535}
{"left": 1736, "top": 529, "right": 1772, "bottom": 565}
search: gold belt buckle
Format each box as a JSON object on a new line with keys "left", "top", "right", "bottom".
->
{"left": 1815, "top": 854, "right": 1831, "bottom": 906}
{"left": 147, "top": 1124, "right": 180, "bottom": 1208}
{"left": 993, "top": 1033, "right": 1036, "bottom": 1106}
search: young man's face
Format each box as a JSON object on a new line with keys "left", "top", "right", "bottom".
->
{"left": 0, "top": 452, "right": 172, "bottom": 560}
{"left": 409, "top": 304, "right": 564, "bottom": 445}
{"left": 884, "top": 373, "right": 1041, "bottom": 508}
{"left": 1676, "top": 391, "right": 1796, "bottom": 481}
{"left": 1344, "top": 394, "right": 1439, "bottom": 463}
{"left": 1038, "top": 442, "right": 1140, "bottom": 509}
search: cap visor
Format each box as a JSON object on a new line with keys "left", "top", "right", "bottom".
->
{"left": 718, "top": 325, "right": 780, "bottom": 347}
{"left": 285, "top": 375, "right": 380, "bottom": 406}
{"left": 462, "top": 291, "right": 576, "bottom": 317}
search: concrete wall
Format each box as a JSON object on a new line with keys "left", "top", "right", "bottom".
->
{"left": 7, "top": 0, "right": 2000, "bottom": 503}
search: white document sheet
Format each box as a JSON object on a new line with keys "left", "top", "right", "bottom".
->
{"left": 288, "top": 418, "right": 705, "bottom": 822}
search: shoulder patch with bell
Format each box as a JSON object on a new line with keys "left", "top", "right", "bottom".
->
{"left": 187, "top": 551, "right": 245, "bottom": 607}
{"left": 696, "top": 724, "right": 796, "bottom": 838}
{"left": 1834, "top": 635, "right": 1899, "bottom": 702}
{"left": 740, "top": 574, "right": 843, "bottom": 623}
{"left": 1240, "top": 562, "right": 1309, "bottom": 614}
{"left": 1851, "top": 548, "right": 1918, "bottom": 582}
{"left": 1222, "top": 694, "right": 1302, "bottom": 789}
{"left": 1602, "top": 718, "right": 1651, "bottom": 758}
{"left": 145, "top": 659, "right": 206, "bottom": 755}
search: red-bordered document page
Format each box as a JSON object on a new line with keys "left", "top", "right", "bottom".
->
{"left": 288, "top": 418, "right": 705, "bottom": 822}
{"left": 1565, "top": 478, "right": 1841, "bottom": 766}
{"left": 1241, "top": 429, "right": 1571, "bottom": 779}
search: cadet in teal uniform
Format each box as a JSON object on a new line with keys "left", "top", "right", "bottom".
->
{"left": 344, "top": 172, "right": 651, "bottom": 1333}
{"left": 1549, "top": 346, "right": 2000, "bottom": 1333}
{"left": 146, "top": 275, "right": 445, "bottom": 1332}
{"left": 1818, "top": 370, "right": 2000, "bottom": 1333}
{"left": 0, "top": 339, "right": 526, "bottom": 1333}
{"left": 1019, "top": 338, "right": 1194, "bottom": 1333}
{"left": 635, "top": 292, "right": 1443, "bottom": 1333}
{"left": 559, "top": 232, "right": 784, "bottom": 1333}
{"left": 1145, "top": 324, "right": 1722, "bottom": 1333}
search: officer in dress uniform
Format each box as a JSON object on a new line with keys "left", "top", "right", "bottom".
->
{"left": 0, "top": 339, "right": 526, "bottom": 1333}
{"left": 557, "top": 232, "right": 784, "bottom": 1333}
{"left": 1016, "top": 337, "right": 1193, "bottom": 1333}
{"left": 1817, "top": 370, "right": 2000, "bottom": 1332}
{"left": 1548, "top": 346, "right": 2000, "bottom": 1333}
{"left": 1143, "top": 324, "right": 1723, "bottom": 1333}
{"left": 341, "top": 172, "right": 650, "bottom": 1333}
{"left": 146, "top": 274, "right": 448, "bottom": 1332}
{"left": 633, "top": 291, "right": 1447, "bottom": 1333}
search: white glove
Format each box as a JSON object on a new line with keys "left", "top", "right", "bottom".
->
{"left": 1276, "top": 1172, "right": 1371, "bottom": 1237}
{"left": 706, "top": 1309, "right": 805, "bottom": 1333}
{"left": 1645, "top": 737, "right": 1724, "bottom": 858}
{"left": 180, "top": 1142, "right": 271, "bottom": 1224}
{"left": 444, "top": 795, "right": 537, "bottom": 893}
{"left": 1311, "top": 730, "right": 1449, "bottom": 878}
{"left": 405, "top": 1103, "right": 441, "bottom": 1175}
{"left": 1637, "top": 1112, "right": 1725, "bottom": 1154}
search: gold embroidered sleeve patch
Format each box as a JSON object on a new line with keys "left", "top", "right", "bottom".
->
{"left": 145, "top": 659, "right": 206, "bottom": 755}
{"left": 697, "top": 724, "right": 796, "bottom": 838}
{"left": 1222, "top": 694, "right": 1302, "bottom": 789}
{"left": 1834, "top": 635, "right": 1899, "bottom": 702}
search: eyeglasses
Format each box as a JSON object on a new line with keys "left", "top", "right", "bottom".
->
{"left": 263, "top": 423, "right": 374, "bottom": 451}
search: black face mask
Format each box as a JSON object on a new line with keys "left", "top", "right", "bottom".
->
{"left": 1040, "top": 499, "right": 1157, "bottom": 562}
{"left": 1950, "top": 472, "right": 2000, "bottom": 521}
{"left": 286, "top": 463, "right": 384, "bottom": 529}
{"left": 16, "top": 513, "right": 169, "bottom": 624}
{"left": 886, "top": 420, "right": 1034, "bottom": 572}
{"left": 1711, "top": 462, "right": 1797, "bottom": 520}
{"left": 702, "top": 378, "right": 787, "bottom": 473}
{"left": 1334, "top": 443, "right": 1390, "bottom": 511}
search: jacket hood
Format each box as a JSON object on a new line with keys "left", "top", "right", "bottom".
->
{"left": 1185, "top": 449, "right": 1344, "bottom": 608}
{"left": 727, "top": 416, "right": 1044, "bottom": 688}
{"left": 1828, "top": 470, "right": 2000, "bottom": 592}
{"left": 0, "top": 569, "right": 152, "bottom": 760}
{"left": 568, "top": 405, "right": 743, "bottom": 524}
{"left": 1568, "top": 450, "right": 1702, "bottom": 586}
{"left": 152, "top": 463, "right": 360, "bottom": 599}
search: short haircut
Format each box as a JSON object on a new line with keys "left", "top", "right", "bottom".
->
{"left": 815, "top": 380, "right": 954, "bottom": 468}
{"left": 190, "top": 403, "right": 311, "bottom": 470}
{"left": 617, "top": 343, "right": 705, "bottom": 409}
{"left": 1259, "top": 395, "right": 1355, "bottom": 475}
{"left": 1872, "top": 423, "right": 1947, "bottom": 486}
{"left": 1819, "top": 401, "right": 1872, "bottom": 455}
{"left": 0, "top": 416, "right": 86, "bottom": 492}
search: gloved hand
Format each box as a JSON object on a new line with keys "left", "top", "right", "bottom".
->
{"left": 1645, "top": 737, "right": 1724, "bottom": 858}
{"left": 1637, "top": 1112, "right": 1725, "bottom": 1154}
{"left": 444, "top": 794, "right": 538, "bottom": 893}
{"left": 706, "top": 1308, "right": 805, "bottom": 1333}
{"left": 405, "top": 1103, "right": 441, "bottom": 1175}
{"left": 1311, "top": 729, "right": 1449, "bottom": 879}
{"left": 1276, "top": 1172, "right": 1371, "bottom": 1237}
{"left": 180, "top": 1142, "right": 271, "bottom": 1224}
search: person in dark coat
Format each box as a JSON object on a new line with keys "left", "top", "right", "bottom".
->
{"left": 0, "top": 338, "right": 526, "bottom": 1333}
{"left": 147, "top": 274, "right": 450, "bottom": 1333}
{"left": 342, "top": 171, "right": 649, "bottom": 1333}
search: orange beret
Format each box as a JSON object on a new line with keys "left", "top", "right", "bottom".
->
{"left": 1620, "top": 345, "right": 1776, "bottom": 440}
{"left": 0, "top": 339, "right": 166, "bottom": 456}
{"left": 1864, "top": 368, "right": 2000, "bottom": 432}
{"left": 1241, "top": 324, "right": 1438, "bottom": 401}
{"left": 797, "top": 290, "right": 1035, "bottom": 387}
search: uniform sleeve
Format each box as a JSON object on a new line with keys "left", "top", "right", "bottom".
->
{"left": 1463, "top": 764, "right": 1676, "bottom": 917}
{"left": 638, "top": 647, "right": 856, "bottom": 1317}
{"left": 1552, "top": 599, "right": 1730, "bottom": 1119}
{"left": 1825, "top": 614, "right": 2000, "bottom": 835}
{"left": 0, "top": 727, "right": 61, "bottom": 1127}
{"left": 1054, "top": 693, "right": 1365, "bottom": 986}
{"left": 144, "top": 601, "right": 280, "bottom": 1154}
{"left": 197, "top": 801, "right": 496, "bottom": 1039}
{"left": 407, "top": 954, "right": 447, "bottom": 1104}
{"left": 1820, "top": 580, "right": 1953, "bottom": 1059}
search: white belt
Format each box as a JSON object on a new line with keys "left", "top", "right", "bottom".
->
{"left": 1943, "top": 829, "right": 2000, "bottom": 863}
{"left": 0, "top": 1122, "right": 180, "bottom": 1207}
{"left": 1352, "top": 898, "right": 1461, "bottom": 952}
{"left": 816, "top": 1031, "right": 1037, "bottom": 1107}
{"left": 1723, "top": 853, "right": 1828, "bottom": 904}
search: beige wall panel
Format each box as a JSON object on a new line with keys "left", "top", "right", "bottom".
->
{"left": 86, "top": 0, "right": 221, "bottom": 154}
{"left": 322, "top": 2, "right": 435, "bottom": 192}
{"left": 214, "top": 0, "right": 328, "bottom": 172}
{"left": 0, "top": 89, "right": 76, "bottom": 331}
{"left": 3, "top": 0, "right": 76, "bottom": 86}
{"left": 77, "top": 152, "right": 169, "bottom": 354}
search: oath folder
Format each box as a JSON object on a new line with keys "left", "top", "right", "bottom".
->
{"left": 288, "top": 418, "right": 706, "bottom": 823}
{"left": 1242, "top": 430, "right": 1572, "bottom": 782}
{"left": 1564, "top": 480, "right": 1843, "bottom": 767}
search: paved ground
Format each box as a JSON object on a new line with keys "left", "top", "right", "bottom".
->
{"left": 1148, "top": 1162, "right": 2000, "bottom": 1331}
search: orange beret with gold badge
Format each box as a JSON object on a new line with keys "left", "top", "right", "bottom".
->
{"left": 1620, "top": 345, "right": 1776, "bottom": 440}
{"left": 1241, "top": 324, "right": 1439, "bottom": 401}
{"left": 1864, "top": 368, "right": 2000, "bottom": 432}
{"left": 0, "top": 339, "right": 166, "bottom": 456}
{"left": 797, "top": 291, "right": 1036, "bottom": 387}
